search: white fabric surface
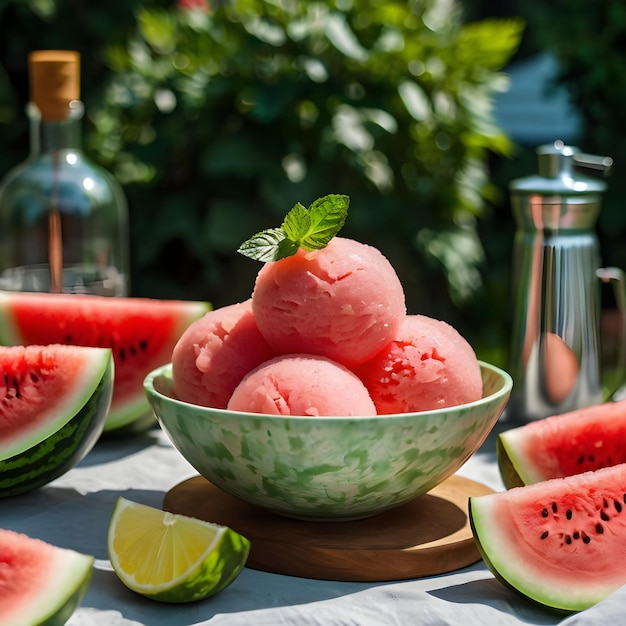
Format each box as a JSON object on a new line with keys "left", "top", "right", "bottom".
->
{"left": 2, "top": 412, "right": 622, "bottom": 626}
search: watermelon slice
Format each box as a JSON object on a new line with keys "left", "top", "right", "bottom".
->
{"left": 0, "top": 291, "right": 210, "bottom": 432}
{"left": 470, "top": 464, "right": 626, "bottom": 613}
{"left": 497, "top": 400, "right": 626, "bottom": 489}
{"left": 0, "top": 344, "right": 113, "bottom": 497}
{"left": 0, "top": 528, "right": 93, "bottom": 625}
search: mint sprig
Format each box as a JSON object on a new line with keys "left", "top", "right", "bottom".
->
{"left": 237, "top": 194, "right": 349, "bottom": 262}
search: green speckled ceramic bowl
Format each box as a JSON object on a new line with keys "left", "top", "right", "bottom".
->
{"left": 144, "top": 361, "right": 512, "bottom": 521}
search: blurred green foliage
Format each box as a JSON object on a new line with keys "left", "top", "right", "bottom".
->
{"left": 457, "top": 0, "right": 626, "bottom": 366}
{"left": 0, "top": 0, "right": 523, "bottom": 358}
{"left": 515, "top": 0, "right": 626, "bottom": 274}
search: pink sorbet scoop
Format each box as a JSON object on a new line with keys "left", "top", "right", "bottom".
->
{"left": 171, "top": 299, "right": 275, "bottom": 408}
{"left": 251, "top": 237, "right": 406, "bottom": 367}
{"left": 354, "top": 314, "right": 483, "bottom": 414}
{"left": 227, "top": 354, "right": 377, "bottom": 417}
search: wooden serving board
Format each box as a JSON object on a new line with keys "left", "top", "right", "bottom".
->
{"left": 163, "top": 474, "right": 492, "bottom": 582}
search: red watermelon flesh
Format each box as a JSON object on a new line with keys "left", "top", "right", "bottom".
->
{"left": 0, "top": 292, "right": 209, "bottom": 431}
{"left": 0, "top": 344, "right": 112, "bottom": 460}
{"left": 0, "top": 529, "right": 93, "bottom": 624}
{"left": 497, "top": 400, "right": 626, "bottom": 488}
{"left": 470, "top": 463, "right": 626, "bottom": 612}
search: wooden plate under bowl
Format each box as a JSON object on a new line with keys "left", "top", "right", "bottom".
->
{"left": 163, "top": 474, "right": 492, "bottom": 582}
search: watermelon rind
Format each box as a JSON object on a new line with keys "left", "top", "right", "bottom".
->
{"left": 496, "top": 436, "right": 527, "bottom": 489}
{"left": 0, "top": 292, "right": 210, "bottom": 434}
{"left": 0, "top": 294, "right": 20, "bottom": 345}
{"left": 0, "top": 529, "right": 93, "bottom": 626}
{"left": 0, "top": 346, "right": 112, "bottom": 461}
{"left": 497, "top": 399, "right": 626, "bottom": 489}
{"left": 469, "top": 465, "right": 626, "bottom": 613}
{"left": 0, "top": 347, "right": 113, "bottom": 497}
{"left": 101, "top": 395, "right": 154, "bottom": 434}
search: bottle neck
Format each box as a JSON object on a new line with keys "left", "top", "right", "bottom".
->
{"left": 27, "top": 100, "right": 84, "bottom": 156}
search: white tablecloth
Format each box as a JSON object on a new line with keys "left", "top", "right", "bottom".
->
{"left": 3, "top": 411, "right": 625, "bottom": 626}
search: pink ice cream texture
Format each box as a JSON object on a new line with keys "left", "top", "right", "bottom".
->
{"left": 227, "top": 354, "right": 377, "bottom": 417}
{"left": 251, "top": 237, "right": 406, "bottom": 368}
{"left": 355, "top": 314, "right": 483, "bottom": 414}
{"left": 171, "top": 299, "right": 275, "bottom": 408}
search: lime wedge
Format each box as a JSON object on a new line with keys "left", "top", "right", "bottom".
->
{"left": 107, "top": 497, "right": 250, "bottom": 603}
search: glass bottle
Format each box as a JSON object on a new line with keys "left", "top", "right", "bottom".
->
{"left": 0, "top": 50, "right": 130, "bottom": 296}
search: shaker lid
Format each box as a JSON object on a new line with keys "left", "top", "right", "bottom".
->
{"left": 28, "top": 50, "right": 80, "bottom": 122}
{"left": 510, "top": 140, "right": 612, "bottom": 196}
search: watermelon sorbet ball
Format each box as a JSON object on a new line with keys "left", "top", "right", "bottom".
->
{"left": 251, "top": 237, "right": 406, "bottom": 367}
{"left": 171, "top": 299, "right": 275, "bottom": 409}
{"left": 354, "top": 314, "right": 483, "bottom": 414}
{"left": 227, "top": 354, "right": 377, "bottom": 417}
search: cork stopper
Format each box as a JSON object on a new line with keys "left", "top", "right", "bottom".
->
{"left": 28, "top": 50, "right": 80, "bottom": 122}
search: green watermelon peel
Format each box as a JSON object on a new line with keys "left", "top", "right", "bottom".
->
{"left": 470, "top": 463, "right": 626, "bottom": 613}
{"left": 0, "top": 529, "right": 93, "bottom": 626}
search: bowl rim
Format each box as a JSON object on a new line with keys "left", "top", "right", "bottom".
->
{"left": 144, "top": 360, "right": 513, "bottom": 423}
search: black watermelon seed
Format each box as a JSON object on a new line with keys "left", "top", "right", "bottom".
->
{"left": 577, "top": 455, "right": 585, "bottom": 464}
{"left": 541, "top": 531, "right": 549, "bottom": 540}
{"left": 565, "top": 535, "right": 572, "bottom": 544}
{"left": 615, "top": 500, "right": 623, "bottom": 513}
{"left": 541, "top": 508, "right": 549, "bottom": 518}
{"left": 583, "top": 533, "right": 591, "bottom": 544}
{"left": 589, "top": 455, "right": 595, "bottom": 462}
{"left": 601, "top": 510, "right": 610, "bottom": 522}
{"left": 140, "top": 340, "right": 148, "bottom": 351}
{"left": 573, "top": 531, "right": 580, "bottom": 540}
{"left": 603, "top": 498, "right": 609, "bottom": 508}
{"left": 551, "top": 502, "right": 558, "bottom": 513}
{"left": 566, "top": 509, "right": 572, "bottom": 520}
{"left": 596, "top": 523, "right": 604, "bottom": 534}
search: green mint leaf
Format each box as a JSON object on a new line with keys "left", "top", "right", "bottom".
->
{"left": 276, "top": 237, "right": 300, "bottom": 259}
{"left": 282, "top": 202, "right": 310, "bottom": 243}
{"left": 238, "top": 193, "right": 349, "bottom": 262}
{"left": 285, "top": 194, "right": 349, "bottom": 251}
{"left": 237, "top": 228, "right": 293, "bottom": 262}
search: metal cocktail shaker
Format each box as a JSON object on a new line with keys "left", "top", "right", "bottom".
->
{"left": 507, "top": 141, "right": 625, "bottom": 422}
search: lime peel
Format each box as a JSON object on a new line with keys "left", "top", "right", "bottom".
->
{"left": 107, "top": 497, "right": 250, "bottom": 603}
